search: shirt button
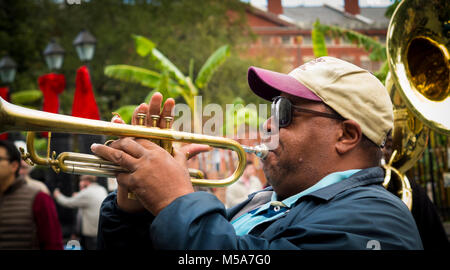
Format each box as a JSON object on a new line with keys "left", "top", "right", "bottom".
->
{"left": 273, "top": 206, "right": 281, "bottom": 212}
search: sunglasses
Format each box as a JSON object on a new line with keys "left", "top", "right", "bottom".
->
{"left": 0, "top": 156, "right": 10, "bottom": 162}
{"left": 271, "top": 96, "right": 344, "bottom": 128}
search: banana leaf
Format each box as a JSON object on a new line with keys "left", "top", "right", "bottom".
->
{"left": 133, "top": 35, "right": 187, "bottom": 84}
{"left": 104, "top": 65, "right": 162, "bottom": 88}
{"left": 112, "top": 105, "right": 136, "bottom": 124}
{"left": 232, "top": 97, "right": 245, "bottom": 106}
{"left": 11, "top": 90, "right": 42, "bottom": 105}
{"left": 318, "top": 22, "right": 386, "bottom": 61}
{"left": 132, "top": 34, "right": 155, "bottom": 57}
{"left": 374, "top": 61, "right": 390, "bottom": 84}
{"left": 143, "top": 68, "right": 185, "bottom": 102}
{"left": 312, "top": 20, "right": 328, "bottom": 57}
{"left": 195, "top": 44, "right": 230, "bottom": 89}
{"left": 222, "top": 103, "right": 266, "bottom": 136}
{"left": 150, "top": 47, "right": 187, "bottom": 85}
{"left": 189, "top": 58, "right": 195, "bottom": 82}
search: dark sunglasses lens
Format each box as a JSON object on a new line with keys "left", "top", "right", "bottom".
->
{"left": 272, "top": 97, "right": 291, "bottom": 128}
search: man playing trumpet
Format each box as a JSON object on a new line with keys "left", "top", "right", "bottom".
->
{"left": 93, "top": 57, "right": 422, "bottom": 250}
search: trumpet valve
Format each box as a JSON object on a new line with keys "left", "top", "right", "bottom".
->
{"left": 162, "top": 116, "right": 174, "bottom": 155}
{"left": 136, "top": 113, "right": 147, "bottom": 126}
{"left": 150, "top": 115, "right": 160, "bottom": 128}
{"left": 148, "top": 114, "right": 162, "bottom": 147}
{"left": 163, "top": 116, "right": 173, "bottom": 128}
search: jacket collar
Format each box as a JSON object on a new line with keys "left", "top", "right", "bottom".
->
{"left": 3, "top": 176, "right": 26, "bottom": 196}
{"left": 254, "top": 167, "right": 384, "bottom": 202}
{"left": 228, "top": 167, "right": 385, "bottom": 219}
{"left": 303, "top": 167, "right": 384, "bottom": 201}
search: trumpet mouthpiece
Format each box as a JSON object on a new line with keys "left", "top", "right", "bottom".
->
{"left": 242, "top": 144, "right": 269, "bottom": 160}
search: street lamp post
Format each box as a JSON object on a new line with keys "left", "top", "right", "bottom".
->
{"left": 0, "top": 56, "right": 17, "bottom": 140}
{"left": 73, "top": 29, "right": 96, "bottom": 63}
{"left": 0, "top": 56, "right": 17, "bottom": 85}
{"left": 72, "top": 29, "right": 101, "bottom": 157}
{"left": 43, "top": 39, "right": 65, "bottom": 71}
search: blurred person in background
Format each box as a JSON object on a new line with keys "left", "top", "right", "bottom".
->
{"left": 0, "top": 140, "right": 63, "bottom": 250}
{"left": 14, "top": 141, "right": 50, "bottom": 195}
{"left": 226, "top": 161, "right": 262, "bottom": 208}
{"left": 54, "top": 175, "right": 107, "bottom": 250}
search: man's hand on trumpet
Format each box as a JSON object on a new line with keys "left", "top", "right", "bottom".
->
{"left": 91, "top": 92, "right": 210, "bottom": 216}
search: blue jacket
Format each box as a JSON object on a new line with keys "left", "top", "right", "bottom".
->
{"left": 97, "top": 167, "right": 423, "bottom": 250}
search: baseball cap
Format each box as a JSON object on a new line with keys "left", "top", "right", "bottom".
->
{"left": 247, "top": 56, "right": 393, "bottom": 147}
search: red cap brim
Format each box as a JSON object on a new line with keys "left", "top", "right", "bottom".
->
{"left": 247, "top": 66, "right": 322, "bottom": 102}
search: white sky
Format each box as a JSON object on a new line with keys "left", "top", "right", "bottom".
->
{"left": 247, "top": 0, "right": 394, "bottom": 8}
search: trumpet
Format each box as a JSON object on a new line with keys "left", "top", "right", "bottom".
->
{"left": 0, "top": 97, "right": 269, "bottom": 188}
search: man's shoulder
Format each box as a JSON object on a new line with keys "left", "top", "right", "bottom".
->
{"left": 25, "top": 176, "right": 50, "bottom": 195}
{"left": 334, "top": 182, "right": 408, "bottom": 211}
{"left": 291, "top": 167, "right": 415, "bottom": 227}
{"left": 306, "top": 168, "right": 410, "bottom": 214}
{"left": 289, "top": 175, "right": 422, "bottom": 249}
{"left": 12, "top": 177, "right": 41, "bottom": 197}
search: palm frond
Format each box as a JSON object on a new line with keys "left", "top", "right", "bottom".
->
{"left": 195, "top": 44, "right": 230, "bottom": 89}
{"left": 104, "top": 65, "right": 161, "bottom": 88}
{"left": 312, "top": 20, "right": 328, "bottom": 57}
{"left": 317, "top": 23, "right": 386, "bottom": 61}
{"left": 112, "top": 105, "right": 137, "bottom": 124}
{"left": 11, "top": 90, "right": 42, "bottom": 105}
{"left": 150, "top": 48, "right": 187, "bottom": 85}
{"left": 132, "top": 35, "right": 155, "bottom": 57}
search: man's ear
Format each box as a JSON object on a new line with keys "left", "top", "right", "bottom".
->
{"left": 335, "top": 120, "right": 362, "bottom": 154}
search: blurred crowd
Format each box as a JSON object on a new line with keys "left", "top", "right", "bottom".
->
{"left": 0, "top": 138, "right": 265, "bottom": 250}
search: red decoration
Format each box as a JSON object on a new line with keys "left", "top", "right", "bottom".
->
{"left": 38, "top": 73, "right": 66, "bottom": 138}
{"left": 39, "top": 73, "right": 66, "bottom": 114}
{"left": 0, "top": 87, "right": 9, "bottom": 140}
{"left": 72, "top": 66, "right": 100, "bottom": 120}
{"left": 0, "top": 87, "right": 9, "bottom": 101}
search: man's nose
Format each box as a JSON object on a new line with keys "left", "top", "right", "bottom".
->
{"left": 263, "top": 116, "right": 274, "bottom": 134}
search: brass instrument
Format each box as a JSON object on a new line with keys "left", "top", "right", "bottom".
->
{"left": 385, "top": 0, "right": 449, "bottom": 210}
{"left": 0, "top": 97, "right": 268, "bottom": 189}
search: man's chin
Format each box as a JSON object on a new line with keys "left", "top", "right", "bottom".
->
{"left": 263, "top": 163, "right": 279, "bottom": 187}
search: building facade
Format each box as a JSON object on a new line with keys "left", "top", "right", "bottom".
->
{"left": 245, "top": 0, "right": 389, "bottom": 72}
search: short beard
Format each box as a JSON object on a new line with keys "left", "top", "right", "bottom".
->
{"left": 263, "top": 158, "right": 319, "bottom": 198}
{"left": 263, "top": 160, "right": 297, "bottom": 190}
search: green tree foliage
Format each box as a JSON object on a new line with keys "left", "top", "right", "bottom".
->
{"left": 105, "top": 35, "right": 231, "bottom": 123}
{"left": 222, "top": 97, "right": 266, "bottom": 137}
{"left": 1, "top": 0, "right": 256, "bottom": 120}
{"left": 10, "top": 89, "right": 42, "bottom": 108}
{"left": 312, "top": 20, "right": 388, "bottom": 83}
{"left": 311, "top": 20, "right": 328, "bottom": 58}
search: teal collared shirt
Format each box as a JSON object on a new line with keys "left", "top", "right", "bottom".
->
{"left": 231, "top": 169, "right": 361, "bottom": 236}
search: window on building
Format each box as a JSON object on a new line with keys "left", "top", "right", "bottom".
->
{"left": 340, "top": 55, "right": 355, "bottom": 65}
{"left": 302, "top": 56, "right": 315, "bottom": 64}
{"left": 297, "top": 35, "right": 311, "bottom": 45}
{"left": 360, "top": 56, "right": 383, "bottom": 72}
{"left": 261, "top": 35, "right": 271, "bottom": 44}
{"left": 282, "top": 35, "right": 292, "bottom": 45}
{"left": 360, "top": 56, "right": 371, "bottom": 70}
{"left": 341, "top": 37, "right": 357, "bottom": 46}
